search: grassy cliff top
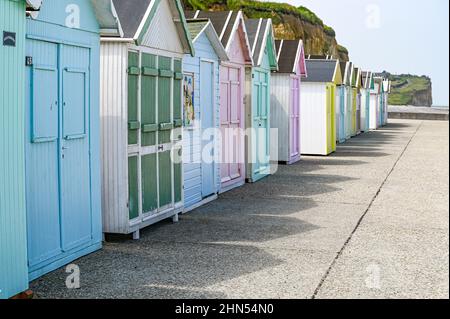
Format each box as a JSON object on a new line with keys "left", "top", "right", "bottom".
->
{"left": 183, "top": 0, "right": 346, "bottom": 59}
{"left": 388, "top": 74, "right": 432, "bottom": 105}
{"left": 185, "top": 0, "right": 326, "bottom": 26}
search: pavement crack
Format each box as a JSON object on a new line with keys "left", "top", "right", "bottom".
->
{"left": 311, "top": 121, "right": 424, "bottom": 299}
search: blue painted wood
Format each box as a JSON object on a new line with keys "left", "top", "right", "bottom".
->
{"left": 0, "top": 0, "right": 29, "bottom": 299}
{"left": 249, "top": 45, "right": 271, "bottom": 182}
{"left": 25, "top": 0, "right": 102, "bottom": 281}
{"left": 337, "top": 86, "right": 346, "bottom": 143}
{"left": 380, "top": 91, "right": 385, "bottom": 125}
{"left": 200, "top": 60, "right": 216, "bottom": 197}
{"left": 365, "top": 91, "right": 370, "bottom": 130}
{"left": 183, "top": 32, "right": 221, "bottom": 210}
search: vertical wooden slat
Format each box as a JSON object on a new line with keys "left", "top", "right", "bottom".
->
{"left": 174, "top": 148, "right": 182, "bottom": 204}
{"left": 141, "top": 153, "right": 158, "bottom": 213}
{"left": 158, "top": 56, "right": 172, "bottom": 145}
{"left": 0, "top": 0, "right": 28, "bottom": 299}
{"left": 158, "top": 151, "right": 172, "bottom": 207}
{"left": 128, "top": 156, "right": 139, "bottom": 220}
{"left": 128, "top": 52, "right": 139, "bottom": 145}
{"left": 141, "top": 53, "right": 157, "bottom": 147}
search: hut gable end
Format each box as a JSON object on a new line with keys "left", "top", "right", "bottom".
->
{"left": 139, "top": 0, "right": 184, "bottom": 53}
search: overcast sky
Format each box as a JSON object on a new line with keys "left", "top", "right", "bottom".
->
{"left": 267, "top": 0, "right": 449, "bottom": 106}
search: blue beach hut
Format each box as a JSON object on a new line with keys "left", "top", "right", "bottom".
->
{"left": 0, "top": 0, "right": 42, "bottom": 299}
{"left": 182, "top": 19, "right": 228, "bottom": 212}
{"left": 24, "top": 0, "right": 108, "bottom": 281}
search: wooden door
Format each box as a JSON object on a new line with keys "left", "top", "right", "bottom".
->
{"left": 290, "top": 76, "right": 300, "bottom": 160}
{"left": 200, "top": 60, "right": 216, "bottom": 197}
{"left": 25, "top": 39, "right": 61, "bottom": 268}
{"left": 127, "top": 52, "right": 183, "bottom": 222}
{"left": 60, "top": 44, "right": 92, "bottom": 251}
{"left": 220, "top": 66, "right": 242, "bottom": 185}
{"left": 25, "top": 40, "right": 93, "bottom": 269}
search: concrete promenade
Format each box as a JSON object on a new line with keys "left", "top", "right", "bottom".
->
{"left": 30, "top": 119, "right": 449, "bottom": 299}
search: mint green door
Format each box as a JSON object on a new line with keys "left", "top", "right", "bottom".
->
{"left": 127, "top": 51, "right": 183, "bottom": 221}
{"left": 251, "top": 70, "right": 270, "bottom": 181}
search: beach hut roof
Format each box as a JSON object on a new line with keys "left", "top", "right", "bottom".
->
{"left": 186, "top": 19, "right": 229, "bottom": 61}
{"left": 303, "top": 59, "right": 342, "bottom": 85}
{"left": 111, "top": 0, "right": 194, "bottom": 54}
{"left": 274, "top": 40, "right": 307, "bottom": 76}
{"left": 339, "top": 61, "right": 353, "bottom": 86}
{"left": 352, "top": 67, "right": 362, "bottom": 88}
{"left": 90, "top": 0, "right": 123, "bottom": 37}
{"left": 373, "top": 76, "right": 384, "bottom": 93}
{"left": 361, "top": 71, "right": 374, "bottom": 89}
{"left": 187, "top": 10, "right": 253, "bottom": 64}
{"left": 244, "top": 18, "right": 278, "bottom": 70}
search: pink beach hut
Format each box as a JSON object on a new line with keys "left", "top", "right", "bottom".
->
{"left": 186, "top": 10, "right": 253, "bottom": 192}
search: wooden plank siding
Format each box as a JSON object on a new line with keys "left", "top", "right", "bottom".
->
{"left": 0, "top": 0, "right": 28, "bottom": 299}
{"left": 182, "top": 32, "right": 221, "bottom": 210}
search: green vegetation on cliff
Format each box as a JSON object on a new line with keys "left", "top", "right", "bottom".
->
{"left": 182, "top": 0, "right": 349, "bottom": 61}
{"left": 387, "top": 74, "right": 433, "bottom": 106}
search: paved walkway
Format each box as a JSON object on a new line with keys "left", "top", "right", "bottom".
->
{"left": 31, "top": 119, "right": 449, "bottom": 299}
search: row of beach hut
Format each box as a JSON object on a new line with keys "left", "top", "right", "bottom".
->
{"left": 0, "top": 0, "right": 391, "bottom": 298}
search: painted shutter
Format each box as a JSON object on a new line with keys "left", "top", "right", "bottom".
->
{"left": 128, "top": 156, "right": 139, "bottom": 220}
{"left": 158, "top": 150, "right": 172, "bottom": 207}
{"left": 173, "top": 59, "right": 183, "bottom": 141}
{"left": 141, "top": 153, "right": 157, "bottom": 213}
{"left": 128, "top": 52, "right": 139, "bottom": 145}
{"left": 173, "top": 148, "right": 182, "bottom": 203}
{"left": 141, "top": 53, "right": 157, "bottom": 147}
{"left": 158, "top": 56, "right": 172, "bottom": 145}
{"left": 173, "top": 59, "right": 183, "bottom": 204}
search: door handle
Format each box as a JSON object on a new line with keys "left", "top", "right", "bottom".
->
{"left": 158, "top": 145, "right": 164, "bottom": 151}
{"left": 62, "top": 146, "right": 69, "bottom": 150}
